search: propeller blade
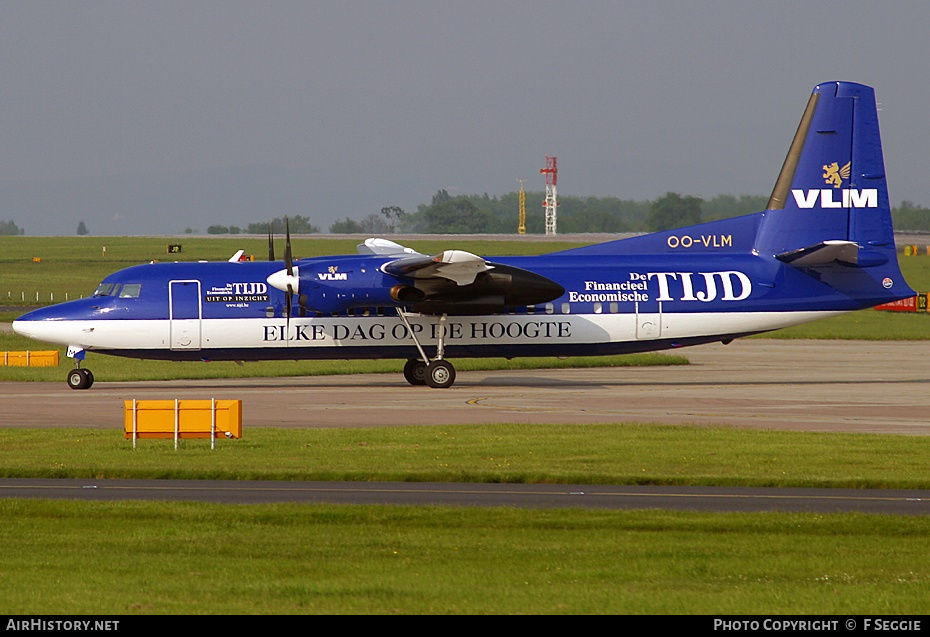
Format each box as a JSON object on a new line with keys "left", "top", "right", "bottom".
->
{"left": 284, "top": 217, "right": 293, "bottom": 337}
{"left": 285, "top": 216, "right": 293, "bottom": 276}
{"left": 264, "top": 219, "right": 299, "bottom": 336}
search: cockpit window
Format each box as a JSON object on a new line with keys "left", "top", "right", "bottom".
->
{"left": 118, "top": 284, "right": 142, "bottom": 299}
{"left": 93, "top": 283, "right": 119, "bottom": 297}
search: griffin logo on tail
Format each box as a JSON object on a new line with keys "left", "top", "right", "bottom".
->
{"left": 822, "top": 161, "right": 851, "bottom": 188}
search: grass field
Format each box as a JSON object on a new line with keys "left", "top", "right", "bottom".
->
{"left": 4, "top": 425, "right": 930, "bottom": 488}
{"left": 3, "top": 500, "right": 927, "bottom": 615}
{"left": 2, "top": 425, "right": 930, "bottom": 614}
{"left": 3, "top": 235, "right": 930, "bottom": 615}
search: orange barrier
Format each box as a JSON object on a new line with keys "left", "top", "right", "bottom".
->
{"left": 1, "top": 350, "right": 60, "bottom": 367}
{"left": 124, "top": 399, "right": 242, "bottom": 449}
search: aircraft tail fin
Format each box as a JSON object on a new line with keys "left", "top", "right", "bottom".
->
{"left": 550, "top": 81, "right": 909, "bottom": 304}
{"left": 754, "top": 81, "right": 894, "bottom": 258}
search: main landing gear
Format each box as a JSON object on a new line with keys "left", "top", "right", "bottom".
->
{"left": 397, "top": 309, "right": 457, "bottom": 389}
{"left": 403, "top": 358, "right": 455, "bottom": 389}
{"left": 67, "top": 367, "right": 94, "bottom": 390}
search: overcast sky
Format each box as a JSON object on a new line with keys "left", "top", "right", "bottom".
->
{"left": 1, "top": 1, "right": 928, "bottom": 235}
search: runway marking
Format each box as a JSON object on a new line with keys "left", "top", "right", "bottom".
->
{"left": 466, "top": 394, "right": 594, "bottom": 413}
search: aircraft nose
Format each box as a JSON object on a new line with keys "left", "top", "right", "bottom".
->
{"left": 11, "top": 306, "right": 80, "bottom": 345}
{"left": 12, "top": 307, "right": 45, "bottom": 338}
{"left": 11, "top": 316, "right": 49, "bottom": 341}
{"left": 11, "top": 319, "right": 27, "bottom": 337}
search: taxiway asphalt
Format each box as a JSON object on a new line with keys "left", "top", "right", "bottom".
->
{"left": 3, "top": 339, "right": 929, "bottom": 434}
{"left": 3, "top": 339, "right": 929, "bottom": 512}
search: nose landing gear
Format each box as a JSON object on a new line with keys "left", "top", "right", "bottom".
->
{"left": 67, "top": 367, "right": 94, "bottom": 390}
{"left": 65, "top": 346, "right": 93, "bottom": 389}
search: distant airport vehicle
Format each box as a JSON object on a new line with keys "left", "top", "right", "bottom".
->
{"left": 13, "top": 81, "right": 913, "bottom": 389}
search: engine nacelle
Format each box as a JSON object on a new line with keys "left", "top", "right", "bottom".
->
{"left": 267, "top": 260, "right": 406, "bottom": 315}
{"left": 267, "top": 254, "right": 564, "bottom": 316}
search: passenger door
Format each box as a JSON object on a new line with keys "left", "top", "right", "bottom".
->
{"left": 169, "top": 280, "right": 202, "bottom": 350}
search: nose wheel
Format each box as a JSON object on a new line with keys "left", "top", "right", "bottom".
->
{"left": 67, "top": 368, "right": 94, "bottom": 390}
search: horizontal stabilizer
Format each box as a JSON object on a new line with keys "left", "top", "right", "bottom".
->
{"left": 776, "top": 240, "right": 861, "bottom": 266}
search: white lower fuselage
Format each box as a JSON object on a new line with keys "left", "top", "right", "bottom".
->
{"left": 13, "top": 309, "right": 845, "bottom": 361}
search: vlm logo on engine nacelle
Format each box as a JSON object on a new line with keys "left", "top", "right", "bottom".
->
{"left": 317, "top": 265, "right": 348, "bottom": 281}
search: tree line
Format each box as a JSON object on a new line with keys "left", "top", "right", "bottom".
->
{"left": 327, "top": 191, "right": 930, "bottom": 235}
{"left": 353, "top": 191, "right": 929, "bottom": 235}
{"left": 0, "top": 220, "right": 24, "bottom": 236}
{"left": 326, "top": 191, "right": 771, "bottom": 234}
{"left": 225, "top": 191, "right": 772, "bottom": 236}
{"left": 203, "top": 215, "right": 320, "bottom": 235}
{"left": 3, "top": 194, "right": 929, "bottom": 237}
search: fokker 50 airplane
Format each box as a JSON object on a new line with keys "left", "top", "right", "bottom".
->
{"left": 13, "top": 81, "right": 914, "bottom": 390}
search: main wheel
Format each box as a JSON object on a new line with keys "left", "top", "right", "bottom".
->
{"left": 67, "top": 368, "right": 93, "bottom": 390}
{"left": 425, "top": 359, "right": 456, "bottom": 389}
{"left": 403, "top": 359, "right": 427, "bottom": 386}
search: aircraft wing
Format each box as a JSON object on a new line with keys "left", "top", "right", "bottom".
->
{"left": 382, "top": 250, "right": 494, "bottom": 286}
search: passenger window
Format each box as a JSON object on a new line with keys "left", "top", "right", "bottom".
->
{"left": 561, "top": 302, "right": 571, "bottom": 314}
{"left": 119, "top": 284, "right": 142, "bottom": 298}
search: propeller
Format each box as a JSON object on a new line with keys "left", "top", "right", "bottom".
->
{"left": 266, "top": 216, "right": 312, "bottom": 327}
{"left": 267, "top": 223, "right": 275, "bottom": 262}
{"left": 284, "top": 216, "right": 293, "bottom": 328}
